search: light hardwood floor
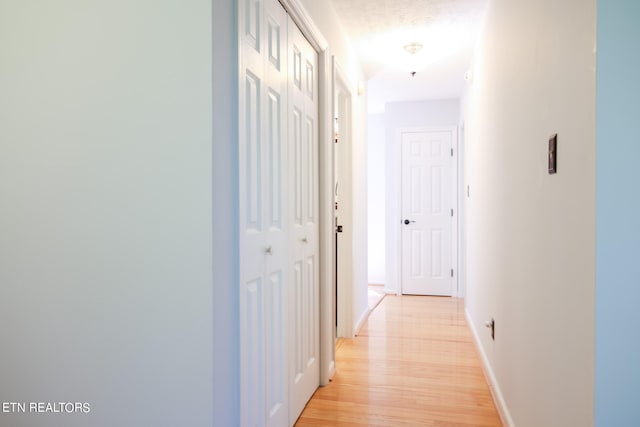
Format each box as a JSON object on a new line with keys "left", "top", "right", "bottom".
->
{"left": 295, "top": 295, "right": 502, "bottom": 426}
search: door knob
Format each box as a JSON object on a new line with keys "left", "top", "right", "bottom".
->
{"left": 403, "top": 219, "right": 415, "bottom": 225}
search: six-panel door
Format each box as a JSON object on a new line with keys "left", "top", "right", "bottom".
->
{"left": 401, "top": 130, "right": 455, "bottom": 296}
{"left": 239, "top": 0, "right": 320, "bottom": 425}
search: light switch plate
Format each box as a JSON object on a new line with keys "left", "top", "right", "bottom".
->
{"left": 548, "top": 134, "right": 557, "bottom": 174}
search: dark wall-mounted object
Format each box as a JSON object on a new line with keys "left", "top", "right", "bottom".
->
{"left": 548, "top": 133, "right": 557, "bottom": 174}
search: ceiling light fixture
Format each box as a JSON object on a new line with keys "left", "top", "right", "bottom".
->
{"left": 404, "top": 43, "right": 423, "bottom": 77}
{"left": 403, "top": 42, "right": 423, "bottom": 55}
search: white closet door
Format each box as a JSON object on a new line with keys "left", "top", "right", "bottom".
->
{"left": 239, "top": 1, "right": 320, "bottom": 425}
{"left": 288, "top": 17, "right": 320, "bottom": 424}
{"left": 239, "top": 0, "right": 289, "bottom": 425}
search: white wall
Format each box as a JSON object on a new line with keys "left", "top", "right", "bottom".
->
{"left": 384, "top": 99, "right": 460, "bottom": 294}
{"left": 367, "top": 114, "right": 386, "bottom": 285}
{"left": 351, "top": 83, "right": 370, "bottom": 330}
{"left": 0, "top": 1, "right": 213, "bottom": 426}
{"left": 462, "top": 0, "right": 596, "bottom": 425}
{"left": 299, "top": 0, "right": 370, "bottom": 332}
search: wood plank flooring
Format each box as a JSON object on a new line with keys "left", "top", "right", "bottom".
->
{"left": 295, "top": 295, "right": 502, "bottom": 427}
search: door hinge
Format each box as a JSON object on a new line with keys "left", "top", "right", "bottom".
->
{"left": 451, "top": 269, "right": 454, "bottom": 277}
{"left": 451, "top": 208, "right": 454, "bottom": 217}
{"left": 451, "top": 148, "right": 454, "bottom": 157}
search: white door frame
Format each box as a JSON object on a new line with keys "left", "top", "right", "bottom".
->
{"left": 278, "top": 0, "right": 335, "bottom": 385}
{"left": 332, "top": 57, "right": 354, "bottom": 338}
{"left": 395, "top": 126, "right": 459, "bottom": 296}
{"left": 458, "top": 122, "right": 466, "bottom": 299}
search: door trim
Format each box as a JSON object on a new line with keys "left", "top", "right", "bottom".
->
{"left": 278, "top": 0, "right": 335, "bottom": 386}
{"left": 278, "top": 0, "right": 327, "bottom": 52}
{"left": 333, "top": 57, "right": 354, "bottom": 338}
{"left": 394, "top": 126, "right": 459, "bottom": 297}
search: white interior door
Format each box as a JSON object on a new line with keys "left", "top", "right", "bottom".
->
{"left": 401, "top": 129, "right": 456, "bottom": 296}
{"left": 239, "top": 0, "right": 289, "bottom": 425}
{"left": 288, "top": 16, "right": 320, "bottom": 424}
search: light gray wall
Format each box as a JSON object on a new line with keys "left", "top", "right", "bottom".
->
{"left": 213, "top": 0, "right": 240, "bottom": 425}
{"left": 595, "top": 1, "right": 640, "bottom": 424}
{"left": 384, "top": 99, "right": 460, "bottom": 293}
{"left": 385, "top": 99, "right": 460, "bottom": 132}
{"left": 462, "top": 0, "right": 595, "bottom": 425}
{"left": 0, "top": 1, "right": 213, "bottom": 426}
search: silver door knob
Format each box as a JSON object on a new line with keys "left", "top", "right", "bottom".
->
{"left": 265, "top": 246, "right": 273, "bottom": 255}
{"left": 301, "top": 237, "right": 308, "bottom": 243}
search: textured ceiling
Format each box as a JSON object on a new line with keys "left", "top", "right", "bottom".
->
{"left": 330, "top": 0, "right": 488, "bottom": 113}
{"left": 331, "top": 0, "right": 483, "bottom": 41}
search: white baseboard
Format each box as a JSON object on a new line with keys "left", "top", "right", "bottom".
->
{"left": 353, "top": 306, "right": 369, "bottom": 336}
{"left": 465, "top": 308, "right": 515, "bottom": 427}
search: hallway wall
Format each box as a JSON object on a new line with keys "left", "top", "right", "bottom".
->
{"left": 462, "top": 0, "right": 596, "bottom": 425}
{"left": 595, "top": 1, "right": 640, "bottom": 424}
{"left": 299, "top": 0, "right": 371, "bottom": 333}
{"left": 213, "top": 0, "right": 239, "bottom": 425}
{"left": 368, "top": 113, "right": 386, "bottom": 285}
{"left": 0, "top": 1, "right": 214, "bottom": 426}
